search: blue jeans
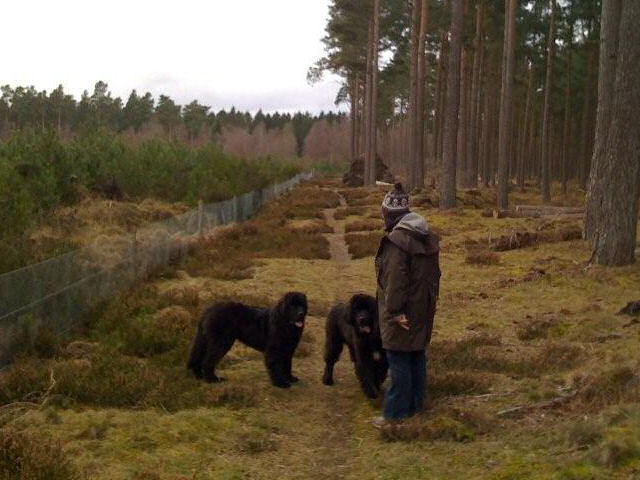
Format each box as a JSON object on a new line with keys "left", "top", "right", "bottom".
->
{"left": 383, "top": 350, "right": 427, "bottom": 420}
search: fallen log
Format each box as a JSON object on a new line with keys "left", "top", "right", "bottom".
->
{"left": 497, "top": 391, "right": 577, "bottom": 418}
{"left": 488, "top": 208, "right": 584, "bottom": 220}
{"left": 618, "top": 301, "right": 640, "bottom": 316}
{"left": 490, "top": 224, "right": 582, "bottom": 251}
{"left": 515, "top": 205, "right": 584, "bottom": 216}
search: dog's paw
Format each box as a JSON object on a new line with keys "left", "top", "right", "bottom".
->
{"left": 322, "top": 374, "right": 334, "bottom": 386}
{"left": 273, "top": 381, "right": 292, "bottom": 389}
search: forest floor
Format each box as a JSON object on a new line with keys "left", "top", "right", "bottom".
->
{"left": 1, "top": 178, "right": 640, "bottom": 479}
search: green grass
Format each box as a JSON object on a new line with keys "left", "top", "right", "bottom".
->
{"left": 2, "top": 179, "right": 640, "bottom": 479}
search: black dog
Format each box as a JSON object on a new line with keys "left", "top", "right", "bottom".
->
{"left": 187, "top": 292, "right": 307, "bottom": 388}
{"left": 322, "top": 294, "right": 387, "bottom": 398}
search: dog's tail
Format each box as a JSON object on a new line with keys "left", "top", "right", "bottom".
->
{"left": 187, "top": 323, "right": 206, "bottom": 376}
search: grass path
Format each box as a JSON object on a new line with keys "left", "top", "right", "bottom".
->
{"left": 323, "top": 189, "right": 352, "bottom": 264}
{"left": 237, "top": 185, "right": 367, "bottom": 479}
{"left": 277, "top": 186, "right": 360, "bottom": 479}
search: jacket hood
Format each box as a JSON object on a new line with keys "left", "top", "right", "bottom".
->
{"left": 393, "top": 212, "right": 430, "bottom": 236}
{"left": 385, "top": 212, "right": 439, "bottom": 256}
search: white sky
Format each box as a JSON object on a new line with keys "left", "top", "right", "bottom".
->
{"left": 1, "top": 0, "right": 344, "bottom": 114}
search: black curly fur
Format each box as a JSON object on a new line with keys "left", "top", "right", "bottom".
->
{"left": 322, "top": 293, "right": 388, "bottom": 398}
{"left": 187, "top": 292, "right": 307, "bottom": 388}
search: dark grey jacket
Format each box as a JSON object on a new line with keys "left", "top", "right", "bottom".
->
{"left": 375, "top": 213, "right": 440, "bottom": 351}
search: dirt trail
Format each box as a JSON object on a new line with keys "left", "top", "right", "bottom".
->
{"left": 323, "top": 190, "right": 352, "bottom": 264}
{"left": 270, "top": 187, "right": 360, "bottom": 479}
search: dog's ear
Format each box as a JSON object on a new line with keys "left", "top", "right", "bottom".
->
{"left": 346, "top": 296, "right": 358, "bottom": 325}
{"left": 299, "top": 293, "right": 308, "bottom": 313}
{"left": 271, "top": 294, "right": 289, "bottom": 324}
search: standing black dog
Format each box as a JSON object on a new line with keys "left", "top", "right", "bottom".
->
{"left": 187, "top": 292, "right": 307, "bottom": 388}
{"left": 322, "top": 293, "right": 388, "bottom": 398}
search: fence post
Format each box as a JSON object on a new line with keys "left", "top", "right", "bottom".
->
{"left": 197, "top": 199, "right": 204, "bottom": 237}
{"left": 133, "top": 231, "right": 139, "bottom": 280}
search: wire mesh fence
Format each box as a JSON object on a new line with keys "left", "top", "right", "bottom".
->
{"left": 0, "top": 171, "right": 313, "bottom": 367}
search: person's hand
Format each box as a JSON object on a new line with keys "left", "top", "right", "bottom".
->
{"left": 394, "top": 314, "right": 409, "bottom": 330}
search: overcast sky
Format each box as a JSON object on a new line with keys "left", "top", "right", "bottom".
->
{"left": 1, "top": 0, "right": 344, "bottom": 114}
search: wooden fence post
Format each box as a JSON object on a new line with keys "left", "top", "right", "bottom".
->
{"left": 197, "top": 200, "right": 204, "bottom": 237}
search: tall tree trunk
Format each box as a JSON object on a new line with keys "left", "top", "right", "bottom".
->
{"left": 365, "top": 0, "right": 380, "bottom": 186}
{"left": 527, "top": 106, "right": 537, "bottom": 184}
{"left": 579, "top": 48, "right": 595, "bottom": 189}
{"left": 440, "top": 0, "right": 464, "bottom": 209}
{"left": 458, "top": 48, "right": 468, "bottom": 189}
{"left": 497, "top": 0, "right": 517, "bottom": 210}
{"left": 519, "top": 63, "right": 533, "bottom": 191}
{"left": 540, "top": 0, "right": 556, "bottom": 203}
{"left": 434, "top": 33, "right": 446, "bottom": 173}
{"left": 436, "top": 31, "right": 448, "bottom": 175}
{"left": 363, "top": 17, "right": 374, "bottom": 183}
{"left": 414, "top": 0, "right": 429, "bottom": 189}
{"left": 408, "top": 0, "right": 421, "bottom": 190}
{"left": 350, "top": 75, "right": 357, "bottom": 161}
{"left": 466, "top": 2, "right": 484, "bottom": 188}
{"left": 354, "top": 74, "right": 362, "bottom": 161}
{"left": 481, "top": 88, "right": 491, "bottom": 188}
{"left": 584, "top": 0, "right": 640, "bottom": 266}
{"left": 561, "top": 56, "right": 572, "bottom": 195}
{"left": 585, "top": 1, "right": 620, "bottom": 241}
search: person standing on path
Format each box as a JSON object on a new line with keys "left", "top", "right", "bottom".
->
{"left": 373, "top": 183, "right": 441, "bottom": 426}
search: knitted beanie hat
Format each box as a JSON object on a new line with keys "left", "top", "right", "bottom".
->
{"left": 381, "top": 183, "right": 410, "bottom": 231}
{"left": 382, "top": 183, "right": 410, "bottom": 213}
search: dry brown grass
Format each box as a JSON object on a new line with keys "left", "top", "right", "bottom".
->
{"left": 345, "top": 218, "right": 383, "bottom": 233}
{"left": 465, "top": 249, "right": 500, "bottom": 265}
{"left": 182, "top": 216, "right": 330, "bottom": 280}
{"left": 575, "top": 366, "right": 640, "bottom": 408}
{"left": 260, "top": 186, "right": 340, "bottom": 220}
{"left": 430, "top": 335, "right": 586, "bottom": 377}
{"left": 490, "top": 223, "right": 583, "bottom": 251}
{"left": 345, "top": 232, "right": 383, "bottom": 259}
{"left": 286, "top": 219, "right": 334, "bottom": 234}
{"left": 334, "top": 205, "right": 369, "bottom": 220}
{"left": 380, "top": 407, "right": 493, "bottom": 443}
{"left": 515, "top": 314, "right": 558, "bottom": 341}
{"left": 340, "top": 187, "right": 385, "bottom": 207}
{"left": 0, "top": 428, "right": 79, "bottom": 479}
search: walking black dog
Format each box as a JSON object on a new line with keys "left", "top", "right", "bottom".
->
{"left": 187, "top": 292, "right": 307, "bottom": 388}
{"left": 322, "top": 294, "right": 388, "bottom": 398}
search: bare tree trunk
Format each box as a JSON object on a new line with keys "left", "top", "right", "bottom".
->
{"left": 466, "top": 2, "right": 484, "bottom": 188}
{"left": 578, "top": 48, "right": 594, "bottom": 189}
{"left": 408, "top": 0, "right": 421, "bottom": 190}
{"left": 540, "top": 0, "right": 556, "bottom": 203}
{"left": 350, "top": 75, "right": 357, "bottom": 161}
{"left": 364, "top": 0, "right": 380, "bottom": 186}
{"left": 584, "top": 0, "right": 640, "bottom": 266}
{"left": 440, "top": 0, "right": 464, "bottom": 209}
{"left": 436, "top": 31, "right": 448, "bottom": 175}
{"left": 527, "top": 105, "right": 537, "bottom": 184}
{"left": 481, "top": 88, "right": 490, "bottom": 188}
{"left": 414, "top": 0, "right": 429, "bottom": 189}
{"left": 497, "top": 0, "right": 517, "bottom": 209}
{"left": 561, "top": 56, "right": 572, "bottom": 196}
{"left": 585, "top": 1, "right": 620, "bottom": 241}
{"left": 434, "top": 33, "right": 446, "bottom": 174}
{"left": 518, "top": 63, "right": 533, "bottom": 191}
{"left": 353, "top": 74, "right": 361, "bottom": 161}
{"left": 363, "top": 16, "right": 374, "bottom": 183}
{"left": 458, "top": 48, "right": 468, "bottom": 189}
